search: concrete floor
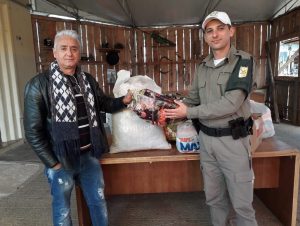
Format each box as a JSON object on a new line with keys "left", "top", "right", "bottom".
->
{"left": 0, "top": 122, "right": 299, "bottom": 226}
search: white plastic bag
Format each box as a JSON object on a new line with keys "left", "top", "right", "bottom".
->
{"left": 250, "top": 100, "right": 275, "bottom": 138}
{"left": 176, "top": 120, "right": 201, "bottom": 153}
{"left": 110, "top": 70, "right": 171, "bottom": 153}
{"left": 113, "top": 70, "right": 161, "bottom": 97}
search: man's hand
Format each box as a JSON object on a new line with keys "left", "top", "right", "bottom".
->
{"left": 164, "top": 100, "right": 188, "bottom": 119}
{"left": 52, "top": 162, "right": 62, "bottom": 170}
{"left": 123, "top": 90, "right": 133, "bottom": 105}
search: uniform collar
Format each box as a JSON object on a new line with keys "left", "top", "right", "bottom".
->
{"left": 203, "top": 45, "right": 238, "bottom": 68}
{"left": 228, "top": 46, "right": 239, "bottom": 64}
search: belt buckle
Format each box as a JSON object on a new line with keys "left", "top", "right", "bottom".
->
{"left": 214, "top": 128, "right": 223, "bottom": 137}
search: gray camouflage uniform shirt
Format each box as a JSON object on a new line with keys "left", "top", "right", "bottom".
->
{"left": 185, "top": 46, "right": 252, "bottom": 127}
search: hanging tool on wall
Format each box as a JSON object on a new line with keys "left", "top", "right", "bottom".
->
{"left": 159, "top": 56, "right": 172, "bottom": 74}
{"left": 175, "top": 52, "right": 189, "bottom": 86}
{"left": 150, "top": 32, "right": 176, "bottom": 47}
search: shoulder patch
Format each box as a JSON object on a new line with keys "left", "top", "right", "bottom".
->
{"left": 225, "top": 57, "right": 253, "bottom": 98}
{"left": 238, "top": 66, "right": 249, "bottom": 78}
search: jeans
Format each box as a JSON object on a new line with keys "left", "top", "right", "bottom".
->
{"left": 45, "top": 152, "right": 108, "bottom": 226}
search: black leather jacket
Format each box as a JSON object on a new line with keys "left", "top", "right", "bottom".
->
{"left": 24, "top": 70, "right": 125, "bottom": 168}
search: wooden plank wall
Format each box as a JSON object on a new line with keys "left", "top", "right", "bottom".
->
{"left": 234, "top": 22, "right": 269, "bottom": 89}
{"left": 31, "top": 15, "right": 269, "bottom": 98}
{"left": 269, "top": 7, "right": 300, "bottom": 125}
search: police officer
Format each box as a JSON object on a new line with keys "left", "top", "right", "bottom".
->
{"left": 165, "top": 11, "right": 258, "bottom": 226}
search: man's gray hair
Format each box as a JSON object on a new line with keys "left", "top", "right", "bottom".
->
{"left": 53, "top": 30, "right": 81, "bottom": 50}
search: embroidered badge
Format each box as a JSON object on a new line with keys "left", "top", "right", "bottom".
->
{"left": 238, "top": 66, "right": 248, "bottom": 78}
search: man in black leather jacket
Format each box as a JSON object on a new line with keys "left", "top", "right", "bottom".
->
{"left": 24, "top": 29, "right": 132, "bottom": 226}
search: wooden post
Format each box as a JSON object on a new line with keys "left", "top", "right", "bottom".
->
{"left": 265, "top": 41, "right": 280, "bottom": 123}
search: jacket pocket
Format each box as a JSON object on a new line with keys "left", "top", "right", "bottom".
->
{"left": 217, "top": 72, "right": 230, "bottom": 96}
{"left": 198, "top": 80, "right": 206, "bottom": 104}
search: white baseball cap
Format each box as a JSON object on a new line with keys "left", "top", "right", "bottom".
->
{"left": 202, "top": 11, "right": 231, "bottom": 30}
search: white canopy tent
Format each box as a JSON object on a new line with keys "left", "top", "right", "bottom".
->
{"left": 27, "top": 0, "right": 300, "bottom": 26}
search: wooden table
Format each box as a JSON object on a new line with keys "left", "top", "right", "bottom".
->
{"left": 76, "top": 137, "right": 300, "bottom": 226}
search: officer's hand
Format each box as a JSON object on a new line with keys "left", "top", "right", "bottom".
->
{"left": 123, "top": 89, "right": 133, "bottom": 105}
{"left": 164, "top": 100, "right": 187, "bottom": 119}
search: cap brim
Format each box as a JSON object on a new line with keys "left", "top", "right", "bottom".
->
{"left": 202, "top": 17, "right": 230, "bottom": 30}
{"left": 202, "top": 18, "right": 215, "bottom": 30}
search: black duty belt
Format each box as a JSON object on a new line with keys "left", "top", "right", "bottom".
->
{"left": 194, "top": 117, "right": 252, "bottom": 138}
{"left": 198, "top": 122, "right": 232, "bottom": 137}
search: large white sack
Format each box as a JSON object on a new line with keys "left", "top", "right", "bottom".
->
{"left": 110, "top": 70, "right": 171, "bottom": 153}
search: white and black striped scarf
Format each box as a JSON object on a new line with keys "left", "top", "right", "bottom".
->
{"left": 49, "top": 61, "right": 103, "bottom": 161}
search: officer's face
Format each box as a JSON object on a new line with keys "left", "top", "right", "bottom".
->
{"left": 53, "top": 36, "right": 80, "bottom": 74}
{"left": 204, "top": 20, "right": 235, "bottom": 53}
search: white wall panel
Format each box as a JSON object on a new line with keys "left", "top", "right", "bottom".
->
{"left": 0, "top": 1, "right": 35, "bottom": 142}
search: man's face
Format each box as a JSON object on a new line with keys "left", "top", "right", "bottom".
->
{"left": 204, "top": 19, "right": 234, "bottom": 52}
{"left": 53, "top": 36, "right": 80, "bottom": 74}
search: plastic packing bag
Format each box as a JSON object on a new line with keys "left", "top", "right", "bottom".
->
{"left": 250, "top": 100, "right": 275, "bottom": 138}
{"left": 176, "top": 120, "right": 201, "bottom": 153}
{"left": 128, "top": 89, "right": 178, "bottom": 127}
